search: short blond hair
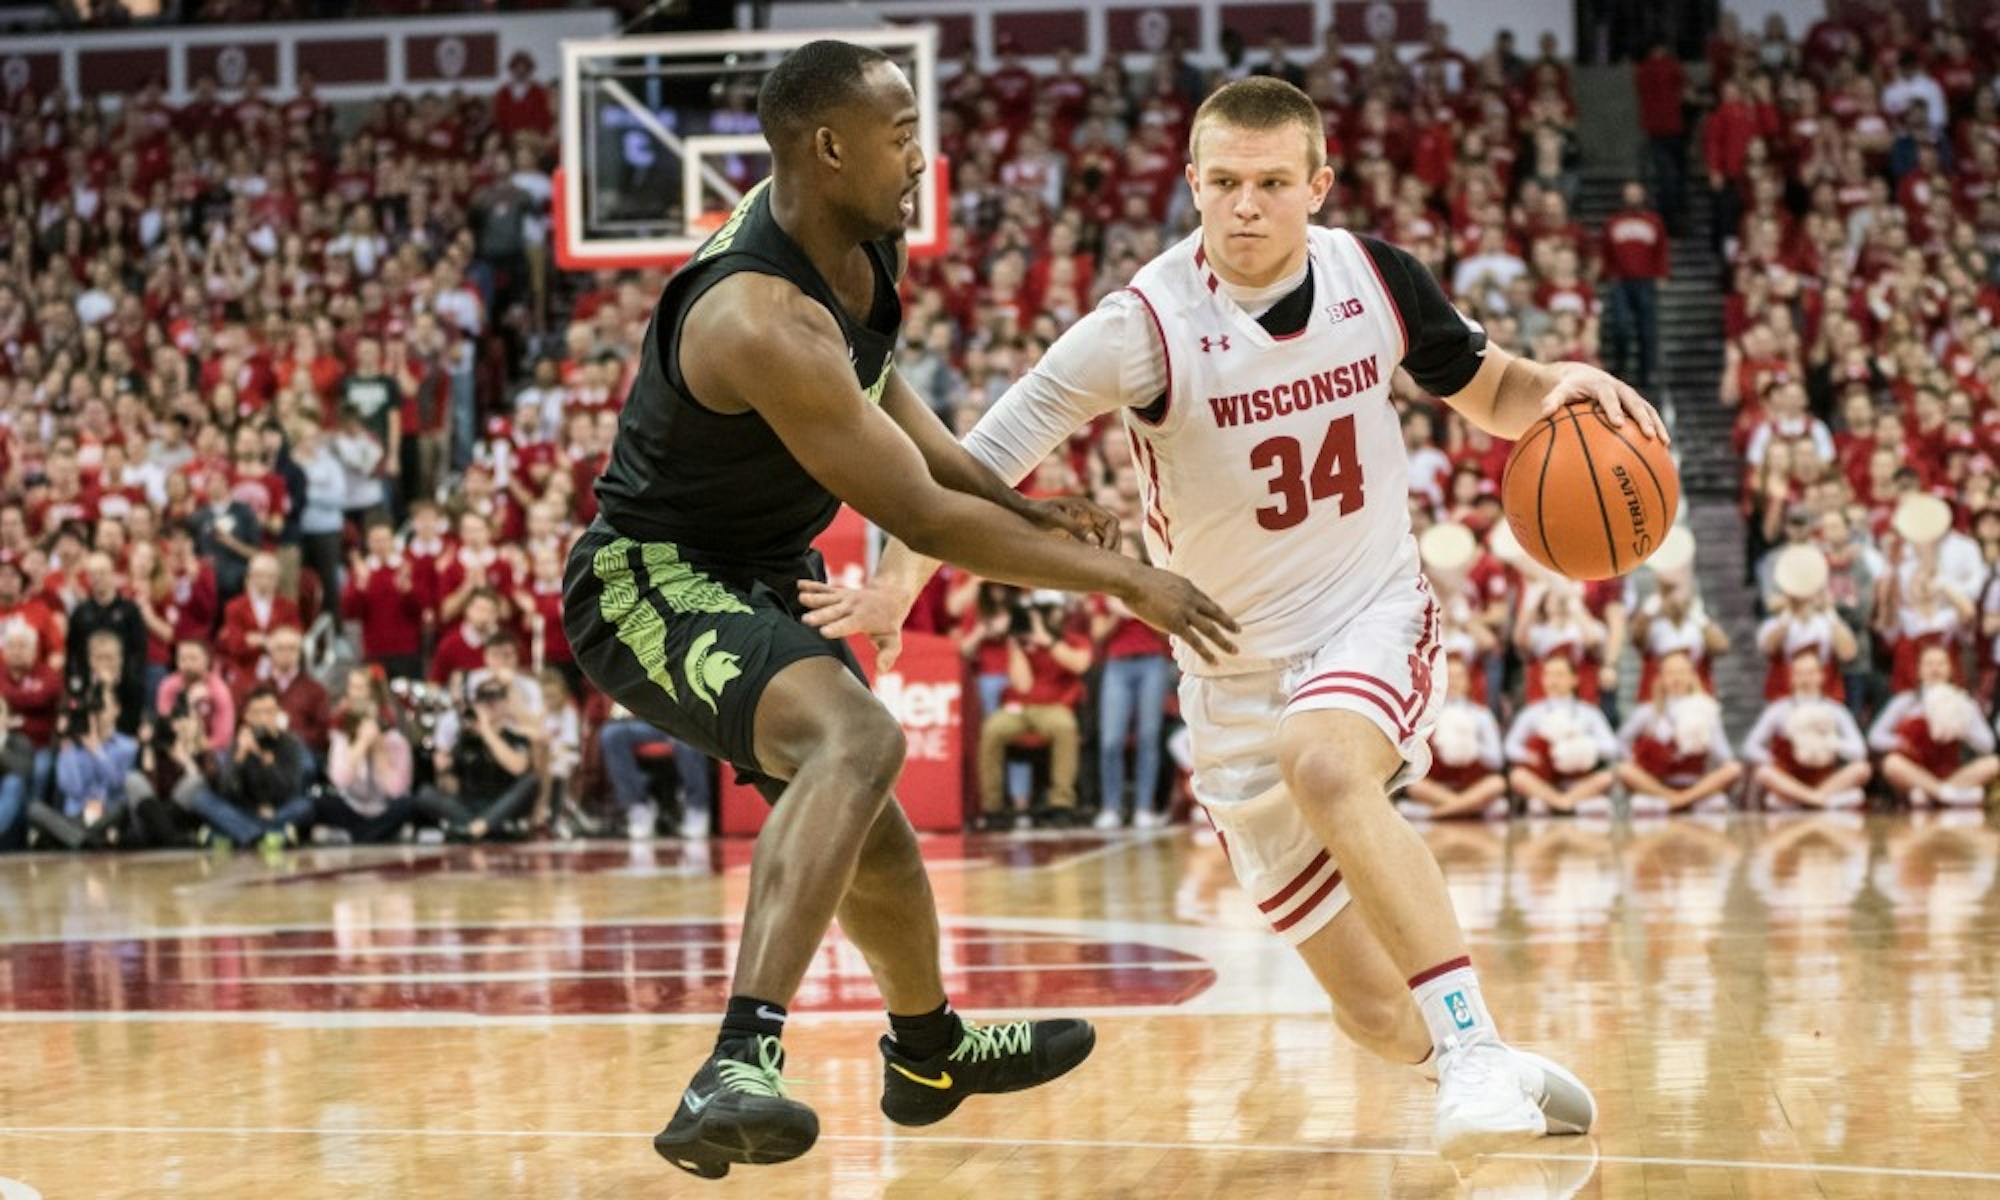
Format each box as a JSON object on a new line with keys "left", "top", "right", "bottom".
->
{"left": 1188, "top": 76, "right": 1326, "bottom": 172}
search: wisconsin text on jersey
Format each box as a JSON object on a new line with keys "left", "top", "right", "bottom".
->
{"left": 1205, "top": 354, "right": 1383, "bottom": 428}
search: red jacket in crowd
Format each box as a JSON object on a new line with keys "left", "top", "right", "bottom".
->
{"left": 216, "top": 593, "right": 302, "bottom": 677}
{"left": 1634, "top": 52, "right": 1686, "bottom": 138}
{"left": 340, "top": 559, "right": 427, "bottom": 662}
{"left": 1601, "top": 209, "right": 1671, "bottom": 280}
{"left": 0, "top": 661, "right": 63, "bottom": 747}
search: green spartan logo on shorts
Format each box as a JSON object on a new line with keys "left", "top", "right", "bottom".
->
{"left": 685, "top": 630, "right": 742, "bottom": 713}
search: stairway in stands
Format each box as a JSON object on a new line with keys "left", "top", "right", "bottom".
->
{"left": 1572, "top": 168, "right": 1764, "bottom": 732}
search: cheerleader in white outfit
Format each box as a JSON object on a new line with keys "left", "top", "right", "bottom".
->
{"left": 1401, "top": 663, "right": 1508, "bottom": 820}
{"left": 1505, "top": 655, "right": 1621, "bottom": 815}
{"left": 1868, "top": 643, "right": 1999, "bottom": 807}
{"left": 1742, "top": 650, "right": 1873, "bottom": 809}
{"left": 1615, "top": 650, "right": 1744, "bottom": 814}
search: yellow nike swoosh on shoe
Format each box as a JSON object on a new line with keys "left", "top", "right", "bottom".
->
{"left": 888, "top": 1063, "right": 953, "bottom": 1090}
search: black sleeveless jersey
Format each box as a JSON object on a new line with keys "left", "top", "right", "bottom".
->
{"left": 594, "top": 179, "right": 902, "bottom": 567}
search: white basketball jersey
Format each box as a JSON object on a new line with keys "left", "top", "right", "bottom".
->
{"left": 1121, "top": 226, "right": 1419, "bottom": 675}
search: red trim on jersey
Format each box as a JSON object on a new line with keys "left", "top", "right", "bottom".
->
{"left": 1297, "top": 671, "right": 1418, "bottom": 714}
{"left": 1124, "top": 285, "right": 1174, "bottom": 425}
{"left": 1407, "top": 955, "right": 1473, "bottom": 990}
{"left": 1257, "top": 849, "right": 1332, "bottom": 912}
{"left": 1193, "top": 244, "right": 1220, "bottom": 293}
{"left": 1126, "top": 425, "right": 1174, "bottom": 554}
{"left": 1271, "top": 869, "right": 1344, "bottom": 933}
{"left": 1352, "top": 231, "right": 1408, "bottom": 360}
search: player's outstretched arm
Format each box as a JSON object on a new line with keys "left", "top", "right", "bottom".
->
{"left": 1441, "top": 344, "right": 1669, "bottom": 444}
{"left": 690, "top": 275, "right": 1238, "bottom": 663}
{"left": 804, "top": 296, "right": 1151, "bottom": 666}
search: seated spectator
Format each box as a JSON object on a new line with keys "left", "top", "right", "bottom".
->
{"left": 1401, "top": 666, "right": 1507, "bottom": 820}
{"left": 189, "top": 469, "right": 261, "bottom": 602}
{"left": 1744, "top": 651, "right": 1873, "bottom": 811}
{"left": 430, "top": 588, "right": 514, "bottom": 687}
{"left": 179, "top": 685, "right": 314, "bottom": 853}
{"left": 1868, "top": 645, "right": 1998, "bottom": 809}
{"left": 65, "top": 551, "right": 146, "bottom": 701}
{"left": 0, "top": 697, "right": 33, "bottom": 849}
{"left": 1615, "top": 651, "right": 1743, "bottom": 815}
{"left": 1088, "top": 552, "right": 1175, "bottom": 830}
{"left": 342, "top": 519, "right": 428, "bottom": 681}
{"left": 0, "top": 625, "right": 62, "bottom": 802}
{"left": 82, "top": 630, "right": 145, "bottom": 738}
{"left": 0, "top": 557, "right": 64, "bottom": 669}
{"left": 1632, "top": 563, "right": 1727, "bottom": 701}
{"left": 977, "top": 592, "right": 1090, "bottom": 829}
{"left": 217, "top": 552, "right": 300, "bottom": 682}
{"left": 256, "top": 625, "right": 329, "bottom": 763}
{"left": 464, "top": 636, "right": 542, "bottom": 719}
{"left": 599, "top": 703, "right": 713, "bottom": 841}
{"left": 415, "top": 675, "right": 539, "bottom": 841}
{"left": 49, "top": 686, "right": 141, "bottom": 848}
{"left": 155, "top": 639, "right": 238, "bottom": 753}
{"left": 317, "top": 669, "right": 416, "bottom": 844}
{"left": 534, "top": 667, "right": 583, "bottom": 836}
{"left": 1505, "top": 655, "right": 1621, "bottom": 816}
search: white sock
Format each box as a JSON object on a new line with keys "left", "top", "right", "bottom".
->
{"left": 1410, "top": 957, "right": 1497, "bottom": 1052}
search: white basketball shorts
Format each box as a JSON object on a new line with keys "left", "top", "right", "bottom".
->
{"left": 1178, "top": 573, "right": 1444, "bottom": 945}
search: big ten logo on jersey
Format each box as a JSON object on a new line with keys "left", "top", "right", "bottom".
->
{"left": 874, "top": 673, "right": 961, "bottom": 762}
{"left": 1326, "top": 297, "right": 1365, "bottom": 324}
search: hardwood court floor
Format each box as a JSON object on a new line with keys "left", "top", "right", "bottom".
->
{"left": 1, "top": 811, "right": 1997, "bottom": 1198}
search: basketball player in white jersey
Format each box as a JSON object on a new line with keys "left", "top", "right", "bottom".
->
{"left": 801, "top": 77, "right": 1665, "bottom": 1158}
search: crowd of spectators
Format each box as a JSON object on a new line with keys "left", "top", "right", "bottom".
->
{"left": 6, "top": 6, "right": 1999, "bottom": 853}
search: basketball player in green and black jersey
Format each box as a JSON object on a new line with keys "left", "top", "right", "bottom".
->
{"left": 563, "top": 40, "right": 1238, "bottom": 1180}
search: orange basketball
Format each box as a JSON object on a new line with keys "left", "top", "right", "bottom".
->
{"left": 1500, "top": 400, "right": 1680, "bottom": 581}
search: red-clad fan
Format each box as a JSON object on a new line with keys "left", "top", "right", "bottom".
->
{"left": 1868, "top": 644, "right": 1999, "bottom": 808}
{"left": 1514, "top": 577, "right": 1607, "bottom": 704}
{"left": 1628, "top": 529, "right": 1727, "bottom": 700}
{"left": 341, "top": 520, "right": 427, "bottom": 682}
{"left": 214, "top": 552, "right": 300, "bottom": 683}
{"left": 0, "top": 557, "right": 64, "bottom": 669}
{"left": 1504, "top": 656, "right": 1621, "bottom": 816}
{"left": 1743, "top": 650, "right": 1873, "bottom": 810}
{"left": 1615, "top": 651, "right": 1743, "bottom": 815}
{"left": 1756, "top": 545, "right": 1858, "bottom": 700}
{"left": 1400, "top": 666, "right": 1507, "bottom": 821}
{"left": 435, "top": 510, "right": 522, "bottom": 625}
{"left": 429, "top": 588, "right": 519, "bottom": 687}
{"left": 513, "top": 544, "right": 573, "bottom": 676}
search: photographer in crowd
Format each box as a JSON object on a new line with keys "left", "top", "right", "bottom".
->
{"left": 976, "top": 590, "right": 1092, "bottom": 829}
{"left": 45, "top": 685, "right": 141, "bottom": 848}
{"left": 178, "top": 685, "right": 316, "bottom": 853}
{"left": 414, "top": 674, "right": 540, "bottom": 841}
{"left": 317, "top": 669, "right": 417, "bottom": 844}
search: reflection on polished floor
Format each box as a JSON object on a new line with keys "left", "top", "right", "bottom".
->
{"left": 1, "top": 811, "right": 1997, "bottom": 1197}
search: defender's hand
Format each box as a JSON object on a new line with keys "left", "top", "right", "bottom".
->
{"left": 798, "top": 579, "right": 907, "bottom": 671}
{"left": 1121, "top": 567, "right": 1239, "bottom": 666}
{"left": 1027, "top": 495, "right": 1121, "bottom": 550}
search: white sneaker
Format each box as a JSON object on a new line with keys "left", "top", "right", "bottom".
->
{"left": 677, "top": 806, "right": 712, "bottom": 840}
{"left": 1093, "top": 807, "right": 1125, "bottom": 830}
{"left": 627, "top": 803, "right": 658, "bottom": 842}
{"left": 1822, "top": 788, "right": 1865, "bottom": 810}
{"left": 1433, "top": 1037, "right": 1549, "bottom": 1159}
{"left": 1938, "top": 784, "right": 1984, "bottom": 807}
{"left": 1508, "top": 1047, "right": 1596, "bottom": 1136}
{"left": 1134, "top": 808, "right": 1170, "bottom": 830}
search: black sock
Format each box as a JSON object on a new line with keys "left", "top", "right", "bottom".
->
{"left": 717, "top": 995, "right": 787, "bottom": 1050}
{"left": 888, "top": 1000, "right": 961, "bottom": 1060}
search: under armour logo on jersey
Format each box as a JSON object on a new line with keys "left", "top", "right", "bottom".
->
{"left": 1200, "top": 334, "right": 1231, "bottom": 353}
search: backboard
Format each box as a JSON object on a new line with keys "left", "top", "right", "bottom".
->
{"left": 555, "top": 25, "right": 946, "bottom": 272}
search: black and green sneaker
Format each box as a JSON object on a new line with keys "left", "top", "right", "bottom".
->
{"left": 879, "top": 1017, "right": 1096, "bottom": 1126}
{"left": 653, "top": 1035, "right": 818, "bottom": 1179}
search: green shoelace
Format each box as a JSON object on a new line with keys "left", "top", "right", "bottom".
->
{"left": 949, "top": 1019, "right": 1034, "bottom": 1064}
{"left": 717, "top": 1034, "right": 795, "bottom": 1098}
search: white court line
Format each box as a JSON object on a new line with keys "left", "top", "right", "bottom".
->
{"left": 166, "top": 961, "right": 1209, "bottom": 986}
{"left": 0, "top": 1124, "right": 1990, "bottom": 1184}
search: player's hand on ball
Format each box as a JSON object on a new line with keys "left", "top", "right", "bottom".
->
{"left": 1122, "top": 567, "right": 1240, "bottom": 666}
{"left": 1541, "top": 363, "right": 1670, "bottom": 444}
{"left": 1027, "top": 495, "right": 1121, "bottom": 549}
{"left": 798, "top": 579, "right": 906, "bottom": 671}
